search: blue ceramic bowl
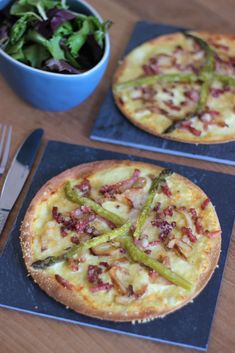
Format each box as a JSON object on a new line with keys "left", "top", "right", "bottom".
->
{"left": 0, "top": 0, "right": 110, "bottom": 111}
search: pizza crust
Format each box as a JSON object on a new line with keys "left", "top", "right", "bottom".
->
{"left": 21, "top": 160, "right": 221, "bottom": 321}
{"left": 113, "top": 32, "right": 235, "bottom": 144}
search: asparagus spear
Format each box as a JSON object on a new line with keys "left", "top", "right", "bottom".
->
{"left": 32, "top": 222, "right": 131, "bottom": 269}
{"left": 133, "top": 168, "right": 173, "bottom": 239}
{"left": 65, "top": 181, "right": 125, "bottom": 226}
{"left": 163, "top": 34, "right": 215, "bottom": 134}
{"left": 113, "top": 73, "right": 199, "bottom": 92}
{"left": 122, "top": 236, "right": 192, "bottom": 290}
{"left": 184, "top": 33, "right": 215, "bottom": 75}
{"left": 215, "top": 74, "right": 235, "bottom": 87}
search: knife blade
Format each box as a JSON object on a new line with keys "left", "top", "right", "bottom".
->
{"left": 0, "top": 128, "right": 43, "bottom": 234}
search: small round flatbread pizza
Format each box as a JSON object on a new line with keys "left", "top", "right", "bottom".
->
{"left": 113, "top": 32, "right": 235, "bottom": 144}
{"left": 21, "top": 161, "right": 221, "bottom": 321}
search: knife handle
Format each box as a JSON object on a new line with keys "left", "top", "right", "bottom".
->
{"left": 0, "top": 209, "right": 9, "bottom": 234}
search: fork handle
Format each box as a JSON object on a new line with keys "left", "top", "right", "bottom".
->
{"left": 0, "top": 208, "right": 10, "bottom": 234}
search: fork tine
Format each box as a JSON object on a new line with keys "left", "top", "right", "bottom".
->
{"left": 0, "top": 126, "right": 12, "bottom": 172}
{"left": 0, "top": 125, "right": 7, "bottom": 160}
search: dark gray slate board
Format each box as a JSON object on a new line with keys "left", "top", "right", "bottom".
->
{"left": 90, "top": 21, "right": 235, "bottom": 166}
{"left": 0, "top": 141, "right": 234, "bottom": 351}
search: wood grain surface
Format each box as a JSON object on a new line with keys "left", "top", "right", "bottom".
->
{"left": 0, "top": 0, "right": 234, "bottom": 352}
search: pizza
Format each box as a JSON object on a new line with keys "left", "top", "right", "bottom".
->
{"left": 20, "top": 160, "right": 221, "bottom": 321}
{"left": 113, "top": 32, "right": 235, "bottom": 144}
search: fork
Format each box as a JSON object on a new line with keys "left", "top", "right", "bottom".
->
{"left": 0, "top": 124, "right": 12, "bottom": 176}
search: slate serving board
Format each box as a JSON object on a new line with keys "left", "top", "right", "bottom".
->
{"left": 90, "top": 21, "right": 235, "bottom": 166}
{"left": 0, "top": 141, "right": 234, "bottom": 351}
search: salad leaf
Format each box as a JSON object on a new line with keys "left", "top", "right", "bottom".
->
{"left": 0, "top": 24, "right": 9, "bottom": 47}
{"left": 26, "top": 30, "right": 65, "bottom": 60}
{"left": 0, "top": 0, "right": 111, "bottom": 74}
{"left": 6, "top": 38, "right": 25, "bottom": 61}
{"left": 10, "top": 14, "right": 32, "bottom": 45}
{"left": 24, "top": 43, "right": 50, "bottom": 67}
{"left": 45, "top": 58, "right": 81, "bottom": 73}
{"left": 47, "top": 35, "right": 65, "bottom": 60}
{"left": 67, "top": 19, "right": 90, "bottom": 57}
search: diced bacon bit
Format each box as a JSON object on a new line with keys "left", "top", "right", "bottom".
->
{"left": 52, "top": 206, "right": 63, "bottom": 224}
{"left": 201, "top": 198, "right": 211, "bottom": 210}
{"left": 181, "top": 226, "right": 197, "bottom": 243}
{"left": 210, "top": 88, "right": 226, "bottom": 98}
{"left": 163, "top": 205, "right": 175, "bottom": 217}
{"left": 144, "top": 249, "right": 152, "bottom": 255}
{"left": 164, "top": 100, "right": 181, "bottom": 111}
{"left": 180, "top": 121, "right": 202, "bottom": 136}
{"left": 52, "top": 206, "right": 97, "bottom": 236}
{"left": 99, "top": 261, "right": 110, "bottom": 270}
{"left": 148, "top": 269, "right": 158, "bottom": 280}
{"left": 75, "top": 178, "right": 91, "bottom": 196}
{"left": 151, "top": 218, "right": 176, "bottom": 240}
{"left": 100, "top": 169, "right": 141, "bottom": 196}
{"left": 70, "top": 236, "right": 80, "bottom": 245}
{"left": 55, "top": 274, "right": 73, "bottom": 290}
{"left": 142, "top": 54, "right": 171, "bottom": 75}
{"left": 189, "top": 207, "right": 197, "bottom": 220}
{"left": 148, "top": 240, "right": 161, "bottom": 247}
{"left": 161, "top": 183, "right": 172, "bottom": 197}
{"left": 60, "top": 226, "right": 68, "bottom": 237}
{"left": 158, "top": 254, "right": 170, "bottom": 267}
{"left": 88, "top": 265, "right": 113, "bottom": 293}
{"left": 204, "top": 230, "right": 221, "bottom": 238}
{"left": 140, "top": 86, "right": 156, "bottom": 101}
{"left": 153, "top": 202, "right": 161, "bottom": 213}
{"left": 195, "top": 217, "right": 204, "bottom": 234}
{"left": 67, "top": 258, "right": 79, "bottom": 272}
{"left": 184, "top": 89, "right": 199, "bottom": 102}
{"left": 90, "top": 283, "right": 113, "bottom": 293}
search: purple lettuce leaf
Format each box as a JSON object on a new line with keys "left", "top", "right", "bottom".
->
{"left": 77, "top": 34, "right": 103, "bottom": 69}
{"left": 0, "top": 24, "right": 9, "bottom": 46}
{"left": 34, "top": 9, "right": 75, "bottom": 39}
{"left": 45, "top": 58, "right": 82, "bottom": 74}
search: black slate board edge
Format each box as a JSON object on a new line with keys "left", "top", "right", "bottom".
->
{"left": 0, "top": 140, "right": 234, "bottom": 352}
{"left": 90, "top": 135, "right": 235, "bottom": 166}
{"left": 90, "top": 21, "right": 235, "bottom": 166}
{"left": 0, "top": 303, "right": 207, "bottom": 352}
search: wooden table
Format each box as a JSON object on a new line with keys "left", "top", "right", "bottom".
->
{"left": 0, "top": 0, "right": 234, "bottom": 352}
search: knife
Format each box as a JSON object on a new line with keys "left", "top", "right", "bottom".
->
{"left": 0, "top": 128, "right": 44, "bottom": 234}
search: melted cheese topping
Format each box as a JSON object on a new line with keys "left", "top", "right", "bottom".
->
{"left": 114, "top": 32, "right": 235, "bottom": 143}
{"left": 27, "top": 163, "right": 221, "bottom": 318}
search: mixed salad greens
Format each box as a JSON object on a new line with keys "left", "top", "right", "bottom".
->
{"left": 0, "top": 0, "right": 111, "bottom": 74}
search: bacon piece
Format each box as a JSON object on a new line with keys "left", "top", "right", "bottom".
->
{"left": 70, "top": 236, "right": 80, "bottom": 244}
{"left": 87, "top": 265, "right": 102, "bottom": 284}
{"left": 55, "top": 274, "right": 73, "bottom": 290}
{"left": 210, "top": 88, "right": 226, "bottom": 98}
{"left": 99, "top": 261, "right": 110, "bottom": 270}
{"left": 151, "top": 218, "right": 176, "bottom": 240}
{"left": 60, "top": 226, "right": 68, "bottom": 237}
{"left": 163, "top": 205, "right": 174, "bottom": 217}
{"left": 164, "top": 100, "right": 181, "bottom": 111}
{"left": 204, "top": 230, "right": 221, "bottom": 238}
{"left": 181, "top": 226, "right": 197, "bottom": 243}
{"left": 201, "top": 198, "right": 210, "bottom": 210}
{"left": 161, "top": 183, "right": 172, "bottom": 197}
{"left": 148, "top": 240, "right": 161, "bottom": 247}
{"left": 184, "top": 89, "right": 199, "bottom": 102}
{"left": 52, "top": 206, "right": 63, "bottom": 224}
{"left": 90, "top": 283, "right": 113, "bottom": 293}
{"left": 180, "top": 121, "right": 202, "bottom": 136}
{"left": 100, "top": 169, "right": 141, "bottom": 196}
{"left": 75, "top": 178, "right": 91, "bottom": 196}
{"left": 67, "top": 258, "right": 79, "bottom": 272}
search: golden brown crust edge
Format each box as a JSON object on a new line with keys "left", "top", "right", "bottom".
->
{"left": 20, "top": 160, "right": 221, "bottom": 322}
{"left": 112, "top": 31, "right": 235, "bottom": 145}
